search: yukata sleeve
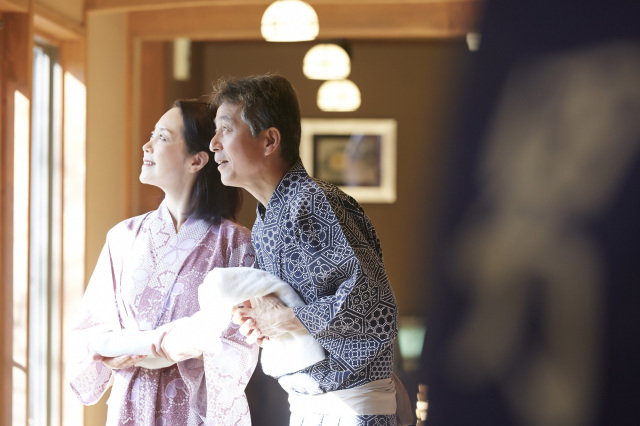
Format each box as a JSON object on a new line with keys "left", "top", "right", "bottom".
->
{"left": 66, "top": 233, "right": 122, "bottom": 405}
{"left": 178, "top": 225, "right": 259, "bottom": 425}
{"left": 289, "top": 199, "right": 398, "bottom": 390}
{"left": 227, "top": 230, "right": 258, "bottom": 269}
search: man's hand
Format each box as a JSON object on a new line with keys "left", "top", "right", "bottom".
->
{"left": 93, "top": 353, "right": 145, "bottom": 370}
{"left": 231, "top": 294, "right": 305, "bottom": 346}
{"left": 231, "top": 299, "right": 265, "bottom": 345}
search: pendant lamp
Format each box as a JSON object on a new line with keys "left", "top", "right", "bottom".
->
{"left": 303, "top": 43, "right": 351, "bottom": 80}
{"left": 317, "top": 79, "right": 361, "bottom": 112}
{"left": 261, "top": 0, "right": 319, "bottom": 42}
{"left": 173, "top": 38, "right": 191, "bottom": 81}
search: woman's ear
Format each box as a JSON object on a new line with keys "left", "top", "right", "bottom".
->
{"left": 189, "top": 151, "right": 210, "bottom": 173}
{"left": 264, "top": 127, "right": 281, "bottom": 156}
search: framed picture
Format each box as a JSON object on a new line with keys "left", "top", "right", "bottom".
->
{"left": 300, "top": 118, "right": 397, "bottom": 203}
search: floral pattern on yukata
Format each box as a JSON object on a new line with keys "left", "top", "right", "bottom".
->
{"left": 68, "top": 201, "right": 259, "bottom": 426}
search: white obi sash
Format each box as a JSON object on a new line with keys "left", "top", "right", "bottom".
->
{"left": 289, "top": 378, "right": 396, "bottom": 416}
{"left": 288, "top": 374, "right": 414, "bottom": 425}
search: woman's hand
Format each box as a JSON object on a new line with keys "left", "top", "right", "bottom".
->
{"left": 93, "top": 353, "right": 145, "bottom": 370}
{"left": 152, "top": 329, "right": 204, "bottom": 363}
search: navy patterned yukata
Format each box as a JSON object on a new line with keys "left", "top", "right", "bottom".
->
{"left": 252, "top": 159, "right": 399, "bottom": 425}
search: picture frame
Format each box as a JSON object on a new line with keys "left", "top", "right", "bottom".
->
{"left": 300, "top": 118, "right": 397, "bottom": 203}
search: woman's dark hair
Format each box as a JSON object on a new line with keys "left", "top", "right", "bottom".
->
{"left": 208, "top": 73, "right": 301, "bottom": 166}
{"left": 174, "top": 99, "right": 242, "bottom": 221}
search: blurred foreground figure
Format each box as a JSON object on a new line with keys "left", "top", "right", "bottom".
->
{"left": 419, "top": 0, "right": 640, "bottom": 425}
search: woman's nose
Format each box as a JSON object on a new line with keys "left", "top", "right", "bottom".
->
{"left": 142, "top": 140, "right": 152, "bottom": 152}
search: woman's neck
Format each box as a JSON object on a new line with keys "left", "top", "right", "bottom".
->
{"left": 164, "top": 192, "right": 191, "bottom": 232}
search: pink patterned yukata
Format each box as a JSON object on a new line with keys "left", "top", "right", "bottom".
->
{"left": 68, "top": 201, "right": 259, "bottom": 425}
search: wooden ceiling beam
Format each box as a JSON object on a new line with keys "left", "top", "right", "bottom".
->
{"left": 0, "top": 0, "right": 28, "bottom": 13}
{"left": 88, "top": 0, "right": 247, "bottom": 14}
{"left": 129, "top": 1, "right": 482, "bottom": 41}
{"left": 89, "top": 0, "right": 481, "bottom": 14}
{"left": 34, "top": 3, "right": 85, "bottom": 40}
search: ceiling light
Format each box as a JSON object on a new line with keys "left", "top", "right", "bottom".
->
{"left": 303, "top": 43, "right": 351, "bottom": 80}
{"left": 261, "top": 0, "right": 319, "bottom": 42}
{"left": 317, "top": 79, "right": 361, "bottom": 112}
{"left": 173, "top": 38, "right": 191, "bottom": 81}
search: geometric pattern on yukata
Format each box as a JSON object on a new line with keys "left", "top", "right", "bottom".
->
{"left": 252, "top": 159, "right": 398, "bottom": 395}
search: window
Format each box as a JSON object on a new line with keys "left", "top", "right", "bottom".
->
{"left": 1, "top": 13, "right": 86, "bottom": 426}
{"left": 29, "top": 40, "right": 64, "bottom": 426}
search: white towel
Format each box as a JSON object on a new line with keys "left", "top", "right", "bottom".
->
{"left": 87, "top": 267, "right": 326, "bottom": 375}
{"left": 88, "top": 323, "right": 176, "bottom": 369}
{"left": 199, "top": 267, "right": 326, "bottom": 377}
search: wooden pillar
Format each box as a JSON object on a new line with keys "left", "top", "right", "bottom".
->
{"left": 0, "top": 9, "right": 33, "bottom": 426}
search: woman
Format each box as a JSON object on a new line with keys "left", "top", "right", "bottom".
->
{"left": 67, "top": 99, "right": 258, "bottom": 425}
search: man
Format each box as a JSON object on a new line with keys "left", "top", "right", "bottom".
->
{"left": 209, "top": 74, "right": 407, "bottom": 425}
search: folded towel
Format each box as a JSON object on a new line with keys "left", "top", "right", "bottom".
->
{"left": 199, "top": 267, "right": 326, "bottom": 377}
{"left": 88, "top": 324, "right": 175, "bottom": 369}
{"left": 87, "top": 267, "right": 326, "bottom": 375}
{"left": 88, "top": 329, "right": 162, "bottom": 357}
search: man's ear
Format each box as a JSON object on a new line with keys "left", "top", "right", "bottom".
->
{"left": 264, "top": 127, "right": 281, "bottom": 156}
{"left": 189, "top": 151, "right": 209, "bottom": 173}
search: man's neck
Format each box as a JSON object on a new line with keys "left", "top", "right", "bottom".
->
{"left": 248, "top": 160, "right": 292, "bottom": 207}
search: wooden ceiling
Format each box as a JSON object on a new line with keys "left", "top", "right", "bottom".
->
{"left": 86, "top": 0, "right": 484, "bottom": 41}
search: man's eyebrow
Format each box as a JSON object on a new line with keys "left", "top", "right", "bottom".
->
{"left": 215, "top": 114, "right": 232, "bottom": 122}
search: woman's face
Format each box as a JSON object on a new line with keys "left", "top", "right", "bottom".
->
{"left": 139, "top": 107, "right": 194, "bottom": 194}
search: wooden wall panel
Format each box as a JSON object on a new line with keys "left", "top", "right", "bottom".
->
{"left": 136, "top": 41, "right": 165, "bottom": 214}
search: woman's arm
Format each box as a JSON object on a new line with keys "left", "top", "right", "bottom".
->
{"left": 67, "top": 237, "right": 122, "bottom": 404}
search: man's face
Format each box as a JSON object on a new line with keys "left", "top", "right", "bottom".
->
{"left": 210, "top": 102, "right": 265, "bottom": 190}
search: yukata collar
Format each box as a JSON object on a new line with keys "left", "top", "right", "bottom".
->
{"left": 156, "top": 199, "right": 198, "bottom": 233}
{"left": 257, "top": 158, "right": 308, "bottom": 216}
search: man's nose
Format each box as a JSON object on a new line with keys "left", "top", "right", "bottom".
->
{"left": 209, "top": 134, "right": 220, "bottom": 152}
